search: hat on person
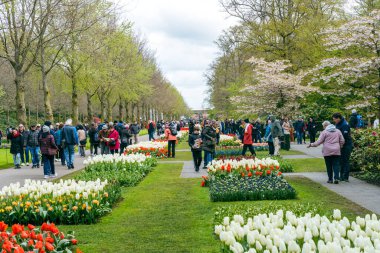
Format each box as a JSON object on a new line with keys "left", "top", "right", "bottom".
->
{"left": 44, "top": 121, "right": 52, "bottom": 126}
{"left": 102, "top": 125, "right": 108, "bottom": 130}
{"left": 42, "top": 125, "right": 50, "bottom": 133}
{"left": 36, "top": 124, "right": 41, "bottom": 127}
{"left": 352, "top": 109, "right": 357, "bottom": 114}
{"left": 244, "top": 119, "right": 249, "bottom": 123}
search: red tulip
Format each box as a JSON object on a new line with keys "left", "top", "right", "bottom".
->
{"left": 71, "top": 239, "right": 78, "bottom": 245}
{"left": 0, "top": 221, "right": 8, "bottom": 232}
{"left": 11, "top": 224, "right": 23, "bottom": 235}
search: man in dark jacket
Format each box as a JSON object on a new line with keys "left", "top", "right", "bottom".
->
{"left": 61, "top": 119, "right": 78, "bottom": 169}
{"left": 130, "top": 122, "right": 140, "bottom": 144}
{"left": 333, "top": 113, "right": 353, "bottom": 182}
{"left": 307, "top": 118, "right": 317, "bottom": 143}
{"left": 294, "top": 117, "right": 305, "bottom": 144}
{"left": 119, "top": 125, "right": 132, "bottom": 155}
{"left": 18, "top": 124, "right": 29, "bottom": 166}
{"left": 26, "top": 125, "right": 40, "bottom": 168}
{"left": 148, "top": 120, "right": 155, "bottom": 141}
{"left": 349, "top": 109, "right": 359, "bottom": 129}
{"left": 201, "top": 121, "right": 216, "bottom": 169}
{"left": 88, "top": 123, "right": 99, "bottom": 156}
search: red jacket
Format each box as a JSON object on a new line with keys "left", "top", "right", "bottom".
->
{"left": 108, "top": 129, "right": 120, "bottom": 150}
{"left": 243, "top": 124, "right": 253, "bottom": 145}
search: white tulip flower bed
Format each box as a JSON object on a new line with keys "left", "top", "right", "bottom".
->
{"left": 215, "top": 210, "right": 380, "bottom": 253}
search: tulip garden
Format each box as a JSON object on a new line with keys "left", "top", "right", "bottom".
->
{"left": 0, "top": 131, "right": 378, "bottom": 253}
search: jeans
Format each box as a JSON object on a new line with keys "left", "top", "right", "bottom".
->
{"left": 168, "top": 140, "right": 176, "bottom": 158}
{"left": 274, "top": 137, "right": 280, "bottom": 156}
{"left": 191, "top": 149, "right": 202, "bottom": 170}
{"left": 203, "top": 150, "right": 214, "bottom": 168}
{"left": 79, "top": 145, "right": 85, "bottom": 157}
{"left": 296, "top": 131, "right": 303, "bottom": 144}
{"left": 20, "top": 147, "right": 30, "bottom": 163}
{"left": 133, "top": 134, "right": 138, "bottom": 144}
{"left": 58, "top": 145, "right": 65, "bottom": 165}
{"left": 100, "top": 142, "right": 109, "bottom": 155}
{"left": 29, "top": 146, "right": 40, "bottom": 166}
{"left": 340, "top": 146, "right": 352, "bottom": 180}
{"left": 253, "top": 133, "right": 262, "bottom": 143}
{"left": 12, "top": 153, "right": 21, "bottom": 166}
{"left": 309, "top": 132, "right": 316, "bottom": 143}
{"left": 119, "top": 142, "right": 129, "bottom": 155}
{"left": 283, "top": 134, "right": 290, "bottom": 151}
{"left": 90, "top": 143, "right": 99, "bottom": 155}
{"left": 42, "top": 154, "right": 55, "bottom": 176}
{"left": 324, "top": 155, "right": 340, "bottom": 181}
{"left": 268, "top": 141, "right": 274, "bottom": 155}
{"left": 110, "top": 149, "right": 118, "bottom": 155}
{"left": 64, "top": 145, "right": 75, "bottom": 168}
{"left": 148, "top": 131, "right": 155, "bottom": 141}
{"left": 242, "top": 144, "right": 256, "bottom": 156}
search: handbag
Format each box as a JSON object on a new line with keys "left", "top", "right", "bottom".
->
{"left": 48, "top": 136, "right": 58, "bottom": 155}
{"left": 109, "top": 139, "right": 116, "bottom": 147}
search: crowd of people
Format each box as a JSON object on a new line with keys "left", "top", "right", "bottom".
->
{"left": 1, "top": 108, "right": 378, "bottom": 182}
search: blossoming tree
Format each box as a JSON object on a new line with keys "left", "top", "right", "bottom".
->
{"left": 232, "top": 57, "right": 312, "bottom": 117}
{"left": 311, "top": 10, "right": 380, "bottom": 116}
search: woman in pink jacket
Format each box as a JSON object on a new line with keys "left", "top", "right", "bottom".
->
{"left": 308, "top": 121, "right": 345, "bottom": 184}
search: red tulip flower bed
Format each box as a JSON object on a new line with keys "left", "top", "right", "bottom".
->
{"left": 0, "top": 221, "right": 80, "bottom": 253}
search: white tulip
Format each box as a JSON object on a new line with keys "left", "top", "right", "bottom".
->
{"left": 334, "top": 209, "right": 342, "bottom": 220}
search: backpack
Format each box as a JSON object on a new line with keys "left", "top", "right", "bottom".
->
{"left": 357, "top": 115, "right": 363, "bottom": 128}
{"left": 170, "top": 126, "right": 178, "bottom": 136}
{"left": 94, "top": 132, "right": 99, "bottom": 142}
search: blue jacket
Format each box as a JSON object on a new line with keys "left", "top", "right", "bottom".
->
{"left": 61, "top": 125, "right": 79, "bottom": 145}
{"left": 264, "top": 124, "right": 273, "bottom": 142}
{"left": 335, "top": 119, "right": 353, "bottom": 148}
{"left": 55, "top": 129, "right": 62, "bottom": 145}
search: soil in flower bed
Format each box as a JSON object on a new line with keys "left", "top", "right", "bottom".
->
{"left": 209, "top": 176, "right": 296, "bottom": 202}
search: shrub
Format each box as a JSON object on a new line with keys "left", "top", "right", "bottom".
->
{"left": 351, "top": 129, "right": 379, "bottom": 173}
{"left": 209, "top": 176, "right": 296, "bottom": 202}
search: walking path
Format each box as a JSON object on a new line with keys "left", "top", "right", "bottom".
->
{"left": 286, "top": 172, "right": 380, "bottom": 215}
{"left": 178, "top": 144, "right": 380, "bottom": 214}
{"left": 0, "top": 134, "right": 151, "bottom": 188}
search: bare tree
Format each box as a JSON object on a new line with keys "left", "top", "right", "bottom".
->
{"left": 0, "top": 0, "right": 51, "bottom": 125}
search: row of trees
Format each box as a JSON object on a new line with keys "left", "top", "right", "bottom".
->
{"left": 0, "top": 0, "right": 189, "bottom": 127}
{"left": 207, "top": 0, "right": 380, "bottom": 120}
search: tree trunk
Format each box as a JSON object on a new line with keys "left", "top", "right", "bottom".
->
{"left": 41, "top": 46, "right": 54, "bottom": 121}
{"left": 99, "top": 89, "right": 107, "bottom": 120}
{"left": 71, "top": 73, "right": 79, "bottom": 124}
{"left": 15, "top": 73, "right": 27, "bottom": 126}
{"left": 118, "top": 96, "right": 123, "bottom": 121}
{"left": 124, "top": 101, "right": 129, "bottom": 122}
{"left": 131, "top": 103, "right": 136, "bottom": 122}
{"left": 136, "top": 103, "right": 140, "bottom": 123}
{"left": 87, "top": 92, "right": 93, "bottom": 123}
{"left": 107, "top": 97, "right": 113, "bottom": 122}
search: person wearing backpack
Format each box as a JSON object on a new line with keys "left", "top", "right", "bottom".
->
{"left": 119, "top": 124, "right": 132, "bottom": 155}
{"left": 188, "top": 124, "right": 203, "bottom": 172}
{"left": 148, "top": 120, "right": 156, "bottom": 141}
{"left": 349, "top": 109, "right": 359, "bottom": 129}
{"left": 77, "top": 125, "right": 87, "bottom": 157}
{"left": 54, "top": 123, "right": 65, "bottom": 166}
{"left": 201, "top": 120, "right": 217, "bottom": 168}
{"left": 88, "top": 123, "right": 99, "bottom": 156}
{"left": 165, "top": 122, "right": 177, "bottom": 158}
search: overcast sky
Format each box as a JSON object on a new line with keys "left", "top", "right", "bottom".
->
{"left": 119, "top": 0, "right": 237, "bottom": 110}
{"left": 120, "top": 0, "right": 357, "bottom": 110}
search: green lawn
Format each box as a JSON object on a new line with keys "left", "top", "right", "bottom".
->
{"left": 61, "top": 162, "right": 369, "bottom": 253}
{"left": 288, "top": 158, "right": 326, "bottom": 172}
{"left": 0, "top": 149, "right": 13, "bottom": 169}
